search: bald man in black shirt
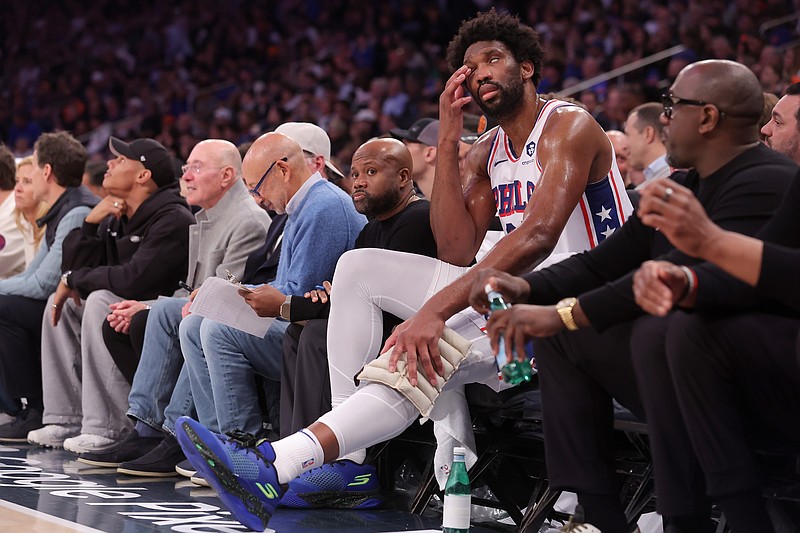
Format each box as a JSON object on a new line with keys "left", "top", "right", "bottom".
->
{"left": 280, "top": 138, "right": 439, "bottom": 441}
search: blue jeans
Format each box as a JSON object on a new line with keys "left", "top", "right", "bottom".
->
{"left": 169, "top": 314, "right": 214, "bottom": 434}
{"left": 126, "top": 297, "right": 187, "bottom": 431}
{"left": 182, "top": 316, "right": 287, "bottom": 435}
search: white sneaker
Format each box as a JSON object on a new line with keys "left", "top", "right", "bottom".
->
{"left": 28, "top": 424, "right": 80, "bottom": 448}
{"left": 190, "top": 475, "right": 209, "bottom": 487}
{"left": 63, "top": 433, "right": 116, "bottom": 454}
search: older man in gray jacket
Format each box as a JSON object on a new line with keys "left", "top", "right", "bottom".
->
{"left": 28, "top": 139, "right": 270, "bottom": 453}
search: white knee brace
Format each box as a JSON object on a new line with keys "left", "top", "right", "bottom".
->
{"left": 356, "top": 328, "right": 472, "bottom": 418}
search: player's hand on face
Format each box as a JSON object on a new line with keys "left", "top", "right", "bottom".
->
{"left": 86, "top": 195, "right": 126, "bottom": 224}
{"left": 439, "top": 66, "right": 473, "bottom": 144}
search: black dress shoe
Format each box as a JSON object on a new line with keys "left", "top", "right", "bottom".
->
{"left": 117, "top": 434, "right": 185, "bottom": 477}
{"left": 78, "top": 430, "right": 162, "bottom": 467}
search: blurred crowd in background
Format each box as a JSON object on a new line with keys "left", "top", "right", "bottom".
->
{"left": 2, "top": 0, "right": 799, "bottom": 175}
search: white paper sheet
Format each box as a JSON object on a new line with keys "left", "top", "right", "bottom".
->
{"left": 188, "top": 277, "right": 273, "bottom": 337}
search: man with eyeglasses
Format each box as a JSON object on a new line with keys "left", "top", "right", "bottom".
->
{"left": 467, "top": 59, "right": 798, "bottom": 532}
{"left": 35, "top": 139, "right": 271, "bottom": 460}
{"left": 616, "top": 86, "right": 800, "bottom": 533}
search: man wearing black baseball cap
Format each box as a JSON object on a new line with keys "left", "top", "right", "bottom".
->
{"left": 28, "top": 136, "right": 196, "bottom": 452}
{"left": 391, "top": 118, "right": 439, "bottom": 199}
{"left": 108, "top": 137, "right": 177, "bottom": 189}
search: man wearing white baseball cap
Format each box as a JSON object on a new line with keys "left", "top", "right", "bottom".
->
{"left": 275, "top": 122, "right": 352, "bottom": 193}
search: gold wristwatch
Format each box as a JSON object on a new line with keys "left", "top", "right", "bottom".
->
{"left": 555, "top": 297, "right": 579, "bottom": 331}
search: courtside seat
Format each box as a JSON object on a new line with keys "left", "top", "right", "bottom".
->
{"left": 372, "top": 380, "right": 655, "bottom": 531}
{"left": 465, "top": 382, "right": 655, "bottom": 532}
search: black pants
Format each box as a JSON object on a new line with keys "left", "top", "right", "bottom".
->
{"left": 0, "top": 294, "right": 47, "bottom": 410}
{"left": 534, "top": 315, "right": 706, "bottom": 520}
{"left": 665, "top": 311, "right": 800, "bottom": 499}
{"left": 280, "top": 319, "right": 331, "bottom": 438}
{"left": 101, "top": 309, "right": 149, "bottom": 385}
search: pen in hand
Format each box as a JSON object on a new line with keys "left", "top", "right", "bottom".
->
{"left": 179, "top": 281, "right": 194, "bottom": 292}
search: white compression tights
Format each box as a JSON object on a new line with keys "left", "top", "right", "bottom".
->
{"left": 317, "top": 382, "right": 419, "bottom": 458}
{"left": 275, "top": 249, "right": 493, "bottom": 481}
{"left": 321, "top": 248, "right": 490, "bottom": 461}
{"left": 326, "top": 248, "right": 471, "bottom": 410}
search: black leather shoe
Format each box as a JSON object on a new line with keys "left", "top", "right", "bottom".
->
{"left": 117, "top": 434, "right": 185, "bottom": 477}
{"left": 78, "top": 431, "right": 162, "bottom": 467}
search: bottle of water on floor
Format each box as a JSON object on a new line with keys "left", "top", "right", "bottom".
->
{"left": 442, "top": 446, "right": 470, "bottom": 532}
{"left": 485, "top": 284, "right": 533, "bottom": 384}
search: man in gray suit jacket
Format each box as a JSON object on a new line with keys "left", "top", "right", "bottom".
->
{"left": 28, "top": 139, "right": 270, "bottom": 454}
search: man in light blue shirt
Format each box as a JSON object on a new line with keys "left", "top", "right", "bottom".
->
{"left": 625, "top": 102, "right": 671, "bottom": 189}
{"left": 0, "top": 132, "right": 97, "bottom": 439}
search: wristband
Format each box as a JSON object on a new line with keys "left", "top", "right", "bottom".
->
{"left": 678, "top": 266, "right": 697, "bottom": 303}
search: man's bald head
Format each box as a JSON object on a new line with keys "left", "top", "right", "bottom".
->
{"left": 352, "top": 138, "right": 413, "bottom": 177}
{"left": 243, "top": 132, "right": 311, "bottom": 213}
{"left": 182, "top": 138, "right": 242, "bottom": 209}
{"left": 674, "top": 60, "right": 763, "bottom": 126}
{"left": 244, "top": 132, "right": 303, "bottom": 173}
{"left": 350, "top": 138, "right": 415, "bottom": 220}
{"left": 195, "top": 139, "right": 242, "bottom": 177}
{"left": 663, "top": 60, "right": 766, "bottom": 174}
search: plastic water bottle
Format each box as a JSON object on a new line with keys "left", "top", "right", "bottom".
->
{"left": 442, "top": 446, "right": 471, "bottom": 533}
{"left": 485, "top": 283, "right": 533, "bottom": 384}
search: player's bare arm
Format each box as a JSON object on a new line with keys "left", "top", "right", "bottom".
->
{"left": 430, "top": 66, "right": 496, "bottom": 266}
{"left": 387, "top": 107, "right": 613, "bottom": 386}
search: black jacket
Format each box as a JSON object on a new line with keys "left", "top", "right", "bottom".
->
{"left": 62, "top": 182, "right": 195, "bottom": 300}
{"left": 523, "top": 143, "right": 798, "bottom": 331}
{"left": 242, "top": 213, "right": 288, "bottom": 285}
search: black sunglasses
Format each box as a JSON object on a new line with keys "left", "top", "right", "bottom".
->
{"left": 249, "top": 157, "right": 288, "bottom": 197}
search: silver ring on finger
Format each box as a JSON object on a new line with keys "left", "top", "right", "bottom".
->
{"left": 663, "top": 187, "right": 674, "bottom": 202}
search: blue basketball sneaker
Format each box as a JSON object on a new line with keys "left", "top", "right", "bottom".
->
{"left": 175, "top": 417, "right": 282, "bottom": 531}
{"left": 281, "top": 459, "right": 382, "bottom": 509}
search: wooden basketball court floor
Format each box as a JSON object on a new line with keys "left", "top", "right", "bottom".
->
{"left": 0, "top": 442, "right": 505, "bottom": 533}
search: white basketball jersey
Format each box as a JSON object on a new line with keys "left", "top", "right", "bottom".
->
{"left": 487, "top": 98, "right": 633, "bottom": 269}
